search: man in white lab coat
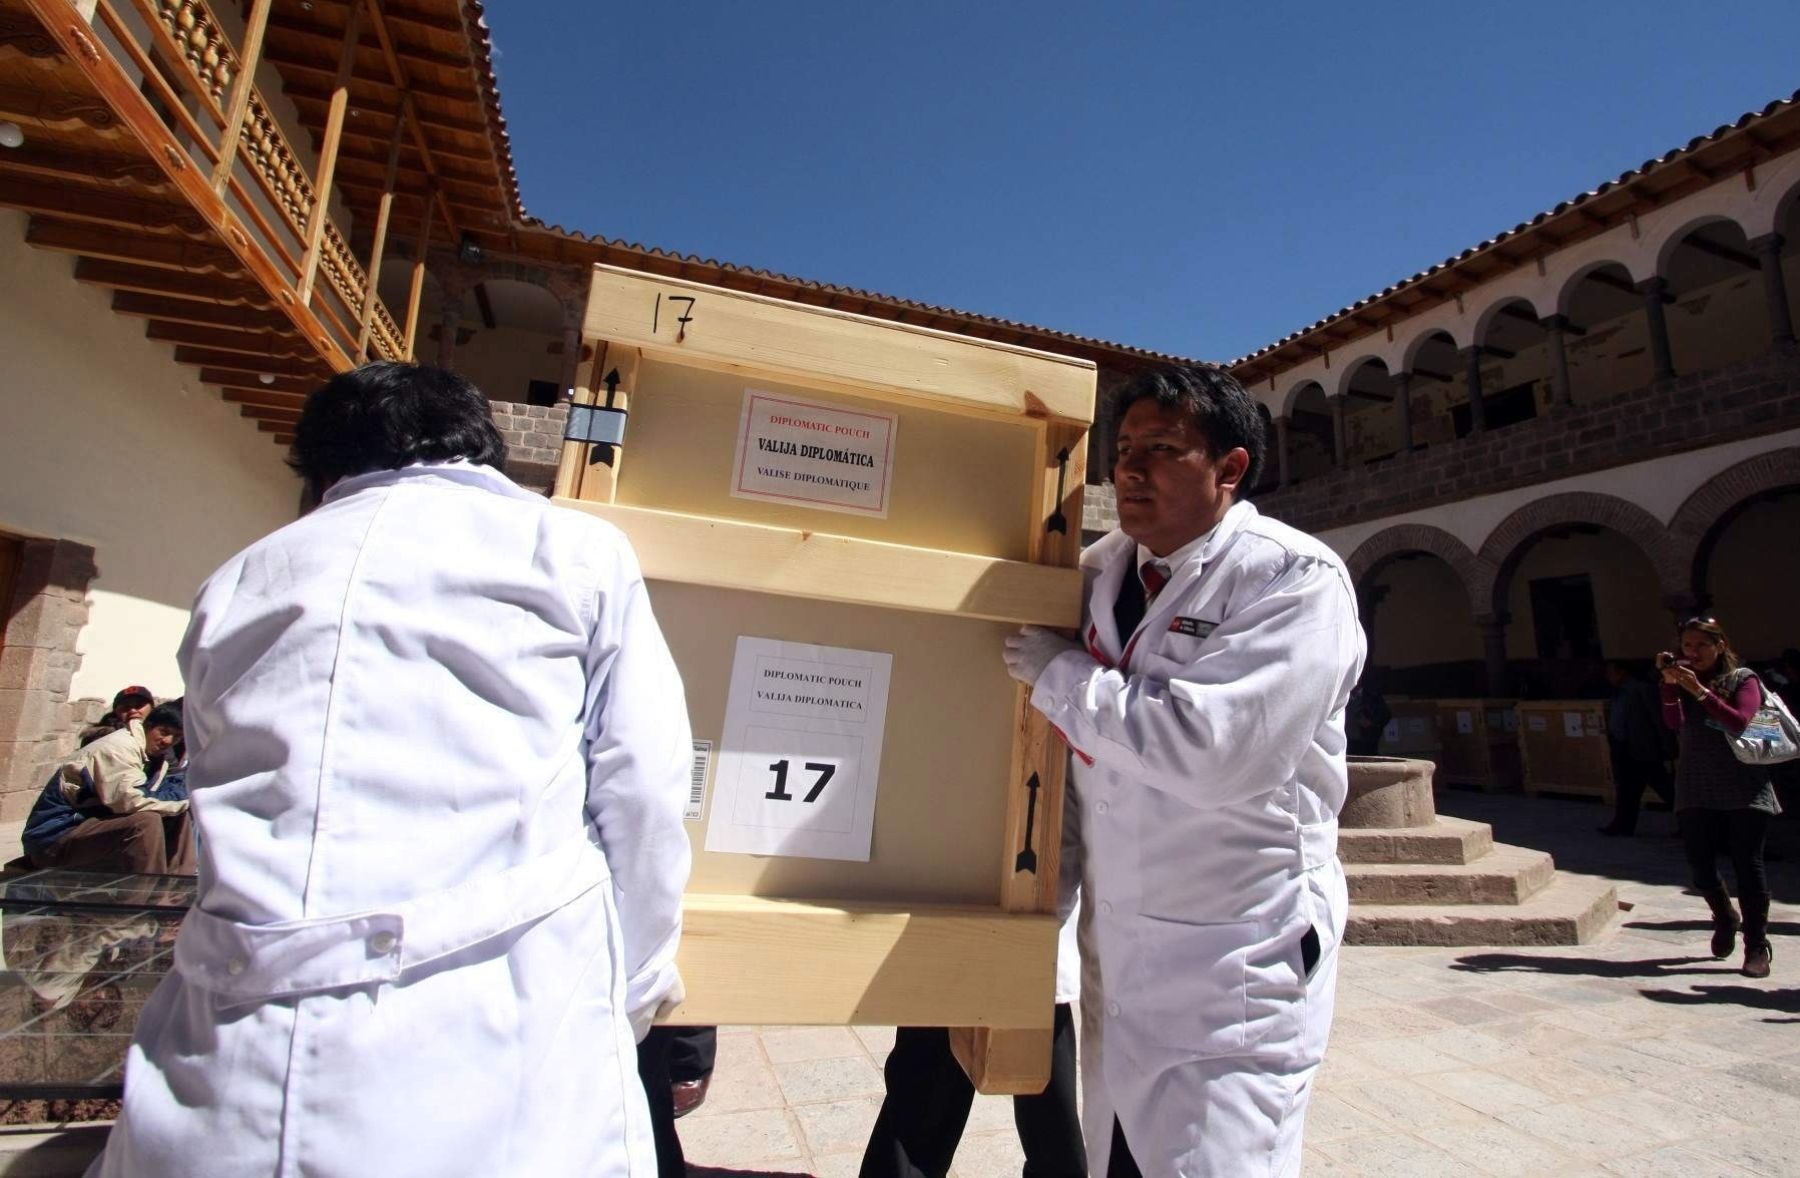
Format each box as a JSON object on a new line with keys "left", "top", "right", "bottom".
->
{"left": 92, "top": 363, "right": 694, "bottom": 1178}
{"left": 1004, "top": 364, "right": 1364, "bottom": 1176}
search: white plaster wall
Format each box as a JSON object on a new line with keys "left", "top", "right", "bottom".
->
{"left": 1317, "top": 425, "right": 1800, "bottom": 560}
{"left": 0, "top": 211, "right": 297, "bottom": 701}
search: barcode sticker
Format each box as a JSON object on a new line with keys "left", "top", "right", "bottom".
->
{"left": 686, "top": 739, "right": 713, "bottom": 821}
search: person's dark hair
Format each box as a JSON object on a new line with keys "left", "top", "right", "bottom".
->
{"left": 288, "top": 362, "right": 507, "bottom": 494}
{"left": 143, "top": 703, "right": 183, "bottom": 733}
{"left": 1111, "top": 364, "right": 1266, "bottom": 489}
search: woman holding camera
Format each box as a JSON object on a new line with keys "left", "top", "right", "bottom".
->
{"left": 1660, "top": 617, "right": 1778, "bottom": 978}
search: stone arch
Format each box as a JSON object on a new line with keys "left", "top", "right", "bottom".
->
{"left": 1667, "top": 446, "right": 1800, "bottom": 600}
{"left": 1555, "top": 258, "right": 1640, "bottom": 318}
{"left": 1280, "top": 377, "right": 1326, "bottom": 417}
{"left": 1400, "top": 325, "right": 1464, "bottom": 372}
{"left": 1652, "top": 212, "right": 1751, "bottom": 279}
{"left": 1477, "top": 491, "right": 1687, "bottom": 618}
{"left": 1347, "top": 524, "right": 1490, "bottom": 614}
{"left": 1332, "top": 353, "right": 1388, "bottom": 400}
{"left": 1471, "top": 295, "right": 1543, "bottom": 348}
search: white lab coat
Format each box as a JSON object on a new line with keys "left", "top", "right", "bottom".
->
{"left": 1034, "top": 501, "right": 1364, "bottom": 1176}
{"left": 91, "top": 462, "right": 693, "bottom": 1178}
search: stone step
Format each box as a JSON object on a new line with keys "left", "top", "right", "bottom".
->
{"left": 1345, "top": 873, "right": 1620, "bottom": 947}
{"left": 1338, "top": 816, "right": 1495, "bottom": 865}
{"left": 1344, "top": 843, "right": 1555, "bottom": 905}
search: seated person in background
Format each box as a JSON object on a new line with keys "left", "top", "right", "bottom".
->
{"left": 22, "top": 703, "right": 197, "bottom": 875}
{"left": 78, "top": 685, "right": 157, "bottom": 748}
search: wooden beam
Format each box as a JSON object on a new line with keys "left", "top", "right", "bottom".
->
{"left": 1479, "top": 345, "right": 1517, "bottom": 360}
{"left": 554, "top": 502, "right": 1082, "bottom": 628}
{"left": 583, "top": 265, "right": 1097, "bottom": 425}
{"left": 113, "top": 292, "right": 289, "bottom": 330}
{"left": 240, "top": 404, "right": 302, "bottom": 423}
{"left": 0, "top": 176, "right": 201, "bottom": 234}
{"left": 0, "top": 141, "right": 170, "bottom": 187}
{"left": 211, "top": 0, "right": 275, "bottom": 194}
{"left": 1498, "top": 304, "right": 1546, "bottom": 327}
{"left": 253, "top": 51, "right": 467, "bottom": 103}
{"left": 174, "top": 346, "right": 319, "bottom": 377}
{"left": 25, "top": 218, "right": 237, "bottom": 273}
{"left": 473, "top": 281, "right": 497, "bottom": 329}
{"left": 1583, "top": 268, "right": 1641, "bottom": 297}
{"left": 401, "top": 190, "right": 433, "bottom": 358}
{"left": 146, "top": 322, "right": 309, "bottom": 356}
{"left": 359, "top": 0, "right": 462, "bottom": 240}
{"left": 1347, "top": 389, "right": 1394, "bottom": 402}
{"left": 297, "top": 1, "right": 363, "bottom": 304}
{"left": 283, "top": 86, "right": 490, "bottom": 137}
{"left": 266, "top": 14, "right": 470, "bottom": 72}
{"left": 222, "top": 387, "right": 309, "bottom": 409}
{"left": 74, "top": 259, "right": 266, "bottom": 305}
{"left": 1679, "top": 234, "right": 1760, "bottom": 270}
{"left": 203, "top": 367, "right": 317, "bottom": 395}
{"left": 658, "top": 896, "right": 1057, "bottom": 1030}
{"left": 356, "top": 115, "right": 406, "bottom": 357}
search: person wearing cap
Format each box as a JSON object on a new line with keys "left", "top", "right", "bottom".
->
{"left": 78, "top": 685, "right": 157, "bottom": 748}
{"left": 1002, "top": 365, "right": 1364, "bottom": 1176}
{"left": 23, "top": 702, "right": 195, "bottom": 875}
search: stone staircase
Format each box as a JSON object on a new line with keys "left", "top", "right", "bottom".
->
{"left": 1340, "top": 758, "right": 1618, "bottom": 946}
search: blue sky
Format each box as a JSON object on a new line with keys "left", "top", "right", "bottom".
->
{"left": 493, "top": 3, "right": 1797, "bottom": 363}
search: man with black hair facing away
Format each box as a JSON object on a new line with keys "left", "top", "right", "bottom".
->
{"left": 91, "top": 363, "right": 693, "bottom": 1177}
{"left": 24, "top": 702, "right": 194, "bottom": 874}
{"left": 1002, "top": 365, "right": 1365, "bottom": 1176}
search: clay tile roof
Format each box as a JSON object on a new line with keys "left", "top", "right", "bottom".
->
{"left": 460, "top": 1, "right": 524, "bottom": 221}
{"left": 1227, "top": 88, "right": 1800, "bottom": 376}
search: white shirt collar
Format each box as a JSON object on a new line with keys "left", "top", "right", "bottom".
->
{"left": 1133, "top": 500, "right": 1253, "bottom": 580}
{"left": 321, "top": 460, "right": 526, "bottom": 505}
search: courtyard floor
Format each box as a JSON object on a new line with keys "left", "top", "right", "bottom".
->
{"left": 678, "top": 792, "right": 1800, "bottom": 1177}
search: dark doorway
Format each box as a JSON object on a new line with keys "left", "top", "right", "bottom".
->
{"left": 1530, "top": 574, "right": 1601, "bottom": 661}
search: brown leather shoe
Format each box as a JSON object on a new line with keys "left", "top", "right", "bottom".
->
{"left": 671, "top": 1076, "right": 710, "bottom": 1119}
{"left": 1744, "top": 941, "right": 1773, "bottom": 980}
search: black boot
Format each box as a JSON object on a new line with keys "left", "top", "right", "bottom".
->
{"left": 1703, "top": 889, "right": 1739, "bottom": 960}
{"left": 1742, "top": 893, "right": 1772, "bottom": 979}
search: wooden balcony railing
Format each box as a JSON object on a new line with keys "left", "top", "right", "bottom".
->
{"left": 85, "top": 0, "right": 411, "bottom": 365}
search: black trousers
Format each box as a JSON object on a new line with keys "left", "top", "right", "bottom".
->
{"left": 1607, "top": 742, "right": 1673, "bottom": 833}
{"left": 1681, "top": 807, "right": 1773, "bottom": 943}
{"left": 1108, "top": 1118, "right": 1143, "bottom": 1178}
{"left": 861, "top": 1003, "right": 1086, "bottom": 1178}
{"left": 636, "top": 1027, "right": 687, "bottom": 1178}
{"left": 667, "top": 1024, "right": 717, "bottom": 1084}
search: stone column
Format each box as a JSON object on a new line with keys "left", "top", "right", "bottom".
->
{"left": 1476, "top": 614, "right": 1510, "bottom": 697}
{"left": 1275, "top": 416, "right": 1292, "bottom": 489}
{"left": 1750, "top": 233, "right": 1796, "bottom": 347}
{"left": 1330, "top": 396, "right": 1348, "bottom": 469}
{"left": 1540, "top": 315, "right": 1574, "bottom": 408}
{"left": 1638, "top": 276, "right": 1676, "bottom": 380}
{"left": 1392, "top": 370, "right": 1414, "bottom": 456}
{"left": 434, "top": 268, "right": 467, "bottom": 371}
{"left": 1460, "top": 346, "right": 1487, "bottom": 434}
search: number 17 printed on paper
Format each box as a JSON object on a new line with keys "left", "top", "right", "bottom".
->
{"left": 705, "top": 637, "right": 893, "bottom": 862}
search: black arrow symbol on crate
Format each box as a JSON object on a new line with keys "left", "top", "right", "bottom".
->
{"left": 1045, "top": 448, "right": 1071, "bottom": 535}
{"left": 590, "top": 367, "right": 623, "bottom": 467}
{"left": 1014, "top": 772, "right": 1041, "bottom": 874}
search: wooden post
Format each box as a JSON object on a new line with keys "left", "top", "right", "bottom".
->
{"left": 574, "top": 342, "right": 639, "bottom": 503}
{"left": 210, "top": 0, "right": 274, "bottom": 195}
{"left": 296, "top": 1, "right": 363, "bottom": 305}
{"left": 401, "top": 192, "right": 434, "bottom": 359}
{"left": 950, "top": 418, "right": 1087, "bottom": 1095}
{"left": 355, "top": 117, "right": 405, "bottom": 357}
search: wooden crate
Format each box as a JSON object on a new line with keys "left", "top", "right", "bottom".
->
{"left": 555, "top": 264, "right": 1095, "bottom": 1093}
{"left": 1432, "top": 699, "right": 1522, "bottom": 792}
{"left": 1379, "top": 698, "right": 1443, "bottom": 761}
{"left": 1516, "top": 701, "right": 1614, "bottom": 802}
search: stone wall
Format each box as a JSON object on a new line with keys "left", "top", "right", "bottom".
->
{"left": 1253, "top": 346, "right": 1800, "bottom": 536}
{"left": 490, "top": 401, "right": 569, "bottom": 495}
{"left": 0, "top": 540, "right": 105, "bottom": 819}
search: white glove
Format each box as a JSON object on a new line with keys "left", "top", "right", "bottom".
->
{"left": 1003, "top": 626, "right": 1082, "bottom": 687}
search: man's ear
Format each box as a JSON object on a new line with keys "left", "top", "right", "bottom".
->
{"left": 1216, "top": 447, "right": 1251, "bottom": 494}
